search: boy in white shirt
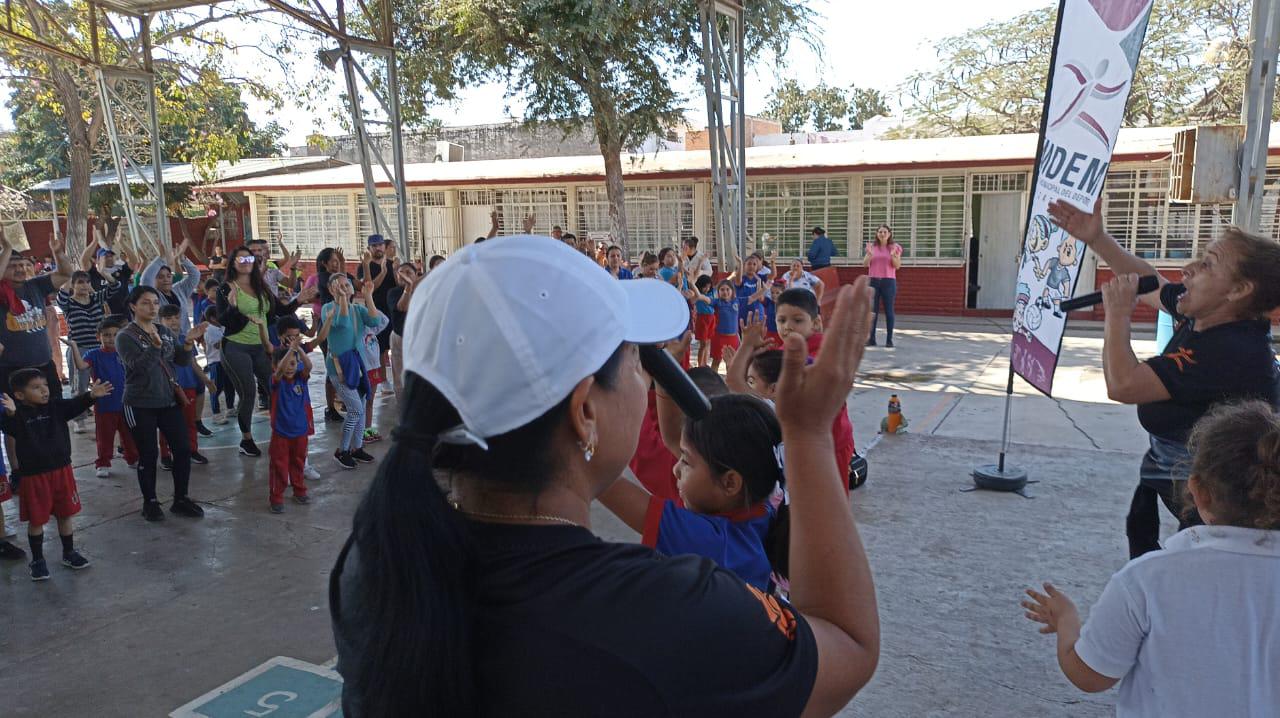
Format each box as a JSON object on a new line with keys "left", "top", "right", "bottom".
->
{"left": 1022, "top": 400, "right": 1280, "bottom": 718}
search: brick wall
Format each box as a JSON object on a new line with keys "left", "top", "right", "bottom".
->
{"left": 833, "top": 266, "right": 968, "bottom": 315}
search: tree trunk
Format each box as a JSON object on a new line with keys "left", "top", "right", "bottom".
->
{"left": 600, "top": 144, "right": 630, "bottom": 259}
{"left": 48, "top": 60, "right": 90, "bottom": 261}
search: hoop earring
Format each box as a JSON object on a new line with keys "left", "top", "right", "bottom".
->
{"left": 580, "top": 440, "right": 596, "bottom": 463}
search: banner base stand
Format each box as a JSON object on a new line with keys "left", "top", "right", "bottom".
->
{"left": 968, "top": 464, "right": 1035, "bottom": 498}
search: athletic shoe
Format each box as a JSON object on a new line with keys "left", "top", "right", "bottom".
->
{"left": 127, "top": 462, "right": 138, "bottom": 470}
{"left": 351, "top": 448, "right": 376, "bottom": 464}
{"left": 303, "top": 463, "right": 320, "bottom": 481}
{"left": 292, "top": 494, "right": 310, "bottom": 505}
{"left": 333, "top": 451, "right": 357, "bottom": 470}
{"left": 195, "top": 421, "right": 213, "bottom": 437}
{"left": 324, "top": 408, "right": 344, "bottom": 423}
{"left": 885, "top": 340, "right": 895, "bottom": 348}
{"left": 190, "top": 451, "right": 209, "bottom": 465}
{"left": 61, "top": 550, "right": 91, "bottom": 570}
{"left": 170, "top": 497, "right": 205, "bottom": 518}
{"left": 142, "top": 500, "right": 165, "bottom": 522}
{"left": 95, "top": 467, "right": 111, "bottom": 478}
{"left": 72, "top": 419, "right": 86, "bottom": 434}
{"left": 160, "top": 456, "right": 173, "bottom": 471}
{"left": 239, "top": 439, "right": 262, "bottom": 457}
{"left": 258, "top": 397, "right": 269, "bottom": 411}
{"left": 29, "top": 559, "right": 50, "bottom": 581}
{"left": 0, "top": 540, "right": 27, "bottom": 561}
{"left": 212, "top": 411, "right": 229, "bottom": 426}
{"left": 269, "top": 503, "right": 284, "bottom": 514}
{"left": 866, "top": 339, "right": 877, "bottom": 347}
{"left": 363, "top": 429, "right": 383, "bottom": 443}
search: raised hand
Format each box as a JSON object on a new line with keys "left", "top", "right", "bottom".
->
{"left": 740, "top": 310, "right": 770, "bottom": 350}
{"left": 1021, "top": 583, "right": 1079, "bottom": 635}
{"left": 88, "top": 380, "right": 114, "bottom": 398}
{"left": 663, "top": 330, "right": 693, "bottom": 363}
{"left": 521, "top": 213, "right": 536, "bottom": 234}
{"left": 774, "top": 278, "right": 872, "bottom": 435}
{"left": 186, "top": 321, "right": 208, "bottom": 344}
{"left": 1101, "top": 273, "right": 1140, "bottom": 318}
{"left": 297, "top": 285, "right": 319, "bottom": 304}
{"left": 0, "top": 393, "right": 13, "bottom": 414}
{"left": 721, "top": 344, "right": 737, "bottom": 368}
{"left": 1046, "top": 195, "right": 1104, "bottom": 246}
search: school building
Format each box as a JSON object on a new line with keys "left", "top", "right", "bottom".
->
{"left": 204, "top": 124, "right": 1280, "bottom": 320}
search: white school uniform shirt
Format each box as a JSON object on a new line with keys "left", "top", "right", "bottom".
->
{"left": 1074, "top": 525, "right": 1280, "bottom": 718}
{"left": 784, "top": 271, "right": 821, "bottom": 294}
{"left": 204, "top": 325, "right": 224, "bottom": 364}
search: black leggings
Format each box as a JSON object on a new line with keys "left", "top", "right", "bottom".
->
{"left": 1126, "top": 479, "right": 1203, "bottom": 559}
{"left": 125, "top": 403, "right": 190, "bottom": 502}
{"left": 222, "top": 340, "right": 271, "bottom": 434}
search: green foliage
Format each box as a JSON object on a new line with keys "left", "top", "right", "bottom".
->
{"left": 898, "top": 0, "right": 1276, "bottom": 138}
{"left": 762, "top": 81, "right": 888, "bottom": 132}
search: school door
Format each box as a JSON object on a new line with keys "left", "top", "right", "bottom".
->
{"left": 420, "top": 205, "right": 460, "bottom": 257}
{"left": 461, "top": 205, "right": 494, "bottom": 246}
{"left": 974, "top": 192, "right": 1025, "bottom": 309}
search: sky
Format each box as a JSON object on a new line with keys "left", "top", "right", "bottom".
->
{"left": 1, "top": 0, "right": 1055, "bottom": 146}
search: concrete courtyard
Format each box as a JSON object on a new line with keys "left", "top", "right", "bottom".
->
{"left": 0, "top": 316, "right": 1181, "bottom": 717}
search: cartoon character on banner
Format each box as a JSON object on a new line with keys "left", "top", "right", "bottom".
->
{"left": 1022, "top": 215, "right": 1055, "bottom": 271}
{"left": 1032, "top": 237, "right": 1082, "bottom": 319}
{"left": 1013, "top": 282, "right": 1037, "bottom": 338}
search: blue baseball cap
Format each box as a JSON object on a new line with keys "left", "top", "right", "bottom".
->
{"left": 96, "top": 248, "right": 115, "bottom": 258}
{"left": 367, "top": 234, "right": 385, "bottom": 245}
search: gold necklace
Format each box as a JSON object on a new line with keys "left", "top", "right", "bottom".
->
{"left": 456, "top": 507, "right": 583, "bottom": 529}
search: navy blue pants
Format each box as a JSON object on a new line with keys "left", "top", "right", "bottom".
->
{"left": 869, "top": 277, "right": 897, "bottom": 343}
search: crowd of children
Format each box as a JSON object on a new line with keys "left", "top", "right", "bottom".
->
{"left": 0, "top": 229, "right": 422, "bottom": 581}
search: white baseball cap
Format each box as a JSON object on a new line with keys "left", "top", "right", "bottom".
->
{"left": 402, "top": 235, "right": 690, "bottom": 445}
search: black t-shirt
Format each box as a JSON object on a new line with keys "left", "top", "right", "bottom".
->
{"left": 0, "top": 393, "right": 94, "bottom": 476}
{"left": 333, "top": 522, "right": 818, "bottom": 717}
{"left": 1137, "top": 282, "right": 1280, "bottom": 442}
{"left": 385, "top": 285, "right": 408, "bottom": 335}
{"left": 356, "top": 261, "right": 394, "bottom": 314}
{"left": 90, "top": 264, "right": 131, "bottom": 316}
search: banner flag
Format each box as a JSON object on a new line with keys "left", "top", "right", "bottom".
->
{"left": 1011, "top": 0, "right": 1153, "bottom": 395}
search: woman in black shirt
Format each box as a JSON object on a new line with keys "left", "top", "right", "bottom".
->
{"left": 384, "top": 262, "right": 420, "bottom": 396}
{"left": 330, "top": 237, "right": 881, "bottom": 717}
{"left": 1049, "top": 199, "right": 1280, "bottom": 558}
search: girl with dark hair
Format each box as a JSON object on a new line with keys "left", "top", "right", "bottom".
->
{"left": 1023, "top": 400, "right": 1280, "bottom": 715}
{"left": 215, "top": 246, "right": 315, "bottom": 457}
{"left": 1049, "top": 198, "right": 1280, "bottom": 559}
{"left": 311, "top": 247, "right": 348, "bottom": 421}
{"left": 330, "top": 237, "right": 880, "bottom": 717}
{"left": 863, "top": 224, "right": 901, "bottom": 347}
{"left": 598, "top": 393, "right": 784, "bottom": 590}
{"left": 115, "top": 285, "right": 203, "bottom": 522}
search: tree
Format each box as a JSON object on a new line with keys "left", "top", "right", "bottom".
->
{"left": 0, "top": 1, "right": 295, "bottom": 256}
{"left": 897, "top": 0, "right": 1273, "bottom": 138}
{"left": 807, "top": 84, "right": 850, "bottom": 132}
{"left": 848, "top": 86, "right": 890, "bottom": 130}
{"left": 393, "top": 0, "right": 816, "bottom": 255}
{"left": 763, "top": 78, "right": 811, "bottom": 133}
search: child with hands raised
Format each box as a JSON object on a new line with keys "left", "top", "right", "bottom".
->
{"left": 268, "top": 334, "right": 315, "bottom": 513}
{"left": 1, "top": 369, "right": 112, "bottom": 580}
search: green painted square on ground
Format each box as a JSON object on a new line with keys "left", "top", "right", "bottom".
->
{"left": 172, "top": 657, "right": 341, "bottom": 718}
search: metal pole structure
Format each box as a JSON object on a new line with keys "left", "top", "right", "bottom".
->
{"left": 48, "top": 189, "right": 59, "bottom": 246}
{"left": 382, "top": 1, "right": 410, "bottom": 257}
{"left": 340, "top": 50, "right": 391, "bottom": 242}
{"left": 140, "top": 14, "right": 167, "bottom": 254}
{"left": 698, "top": 0, "right": 745, "bottom": 270}
{"left": 1233, "top": 0, "right": 1280, "bottom": 232}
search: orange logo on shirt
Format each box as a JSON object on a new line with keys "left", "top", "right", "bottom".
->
{"left": 1163, "top": 347, "right": 1197, "bottom": 372}
{"left": 746, "top": 584, "right": 797, "bottom": 640}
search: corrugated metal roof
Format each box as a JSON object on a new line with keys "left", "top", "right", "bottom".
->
{"left": 201, "top": 125, "right": 1259, "bottom": 193}
{"left": 26, "top": 156, "right": 347, "bottom": 192}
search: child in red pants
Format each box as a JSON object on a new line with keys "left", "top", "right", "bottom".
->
{"left": 72, "top": 317, "right": 138, "bottom": 477}
{"left": 158, "top": 306, "right": 215, "bottom": 466}
{"left": 268, "top": 337, "right": 314, "bottom": 513}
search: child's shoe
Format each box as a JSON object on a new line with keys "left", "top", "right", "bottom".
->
{"left": 170, "top": 497, "right": 205, "bottom": 518}
{"left": 195, "top": 421, "right": 213, "bottom": 437}
{"left": 190, "top": 451, "right": 208, "bottom": 465}
{"left": 293, "top": 494, "right": 310, "bottom": 505}
{"left": 351, "top": 448, "right": 376, "bottom": 464}
{"left": 30, "top": 559, "right": 49, "bottom": 581}
{"left": 160, "top": 456, "right": 173, "bottom": 471}
{"left": 0, "top": 540, "right": 27, "bottom": 561}
{"left": 363, "top": 429, "right": 383, "bottom": 443}
{"left": 269, "top": 503, "right": 284, "bottom": 514}
{"left": 61, "top": 550, "right": 91, "bottom": 570}
{"left": 303, "top": 462, "right": 320, "bottom": 481}
{"left": 333, "top": 451, "right": 356, "bottom": 470}
{"left": 95, "top": 467, "right": 111, "bottom": 478}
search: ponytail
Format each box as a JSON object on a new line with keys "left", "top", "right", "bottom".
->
{"left": 341, "top": 376, "right": 477, "bottom": 716}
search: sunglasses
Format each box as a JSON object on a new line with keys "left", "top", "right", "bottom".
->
{"left": 235, "top": 256, "right": 256, "bottom": 264}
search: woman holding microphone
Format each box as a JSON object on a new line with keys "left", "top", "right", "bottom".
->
{"left": 330, "top": 236, "right": 880, "bottom": 717}
{"left": 1048, "top": 198, "right": 1280, "bottom": 558}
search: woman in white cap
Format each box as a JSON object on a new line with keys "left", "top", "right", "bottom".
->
{"left": 330, "top": 235, "right": 880, "bottom": 716}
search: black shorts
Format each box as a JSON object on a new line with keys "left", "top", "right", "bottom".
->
{"left": 376, "top": 323, "right": 392, "bottom": 353}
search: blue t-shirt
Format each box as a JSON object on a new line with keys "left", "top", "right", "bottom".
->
{"left": 175, "top": 363, "right": 199, "bottom": 390}
{"left": 737, "top": 276, "right": 763, "bottom": 322}
{"left": 271, "top": 373, "right": 312, "bottom": 439}
{"left": 763, "top": 297, "right": 778, "bottom": 333}
{"left": 711, "top": 298, "right": 739, "bottom": 336}
{"left": 612, "top": 267, "right": 634, "bottom": 280}
{"left": 192, "top": 295, "right": 213, "bottom": 326}
{"left": 642, "top": 498, "right": 776, "bottom": 591}
{"left": 83, "top": 347, "right": 125, "bottom": 413}
{"left": 695, "top": 298, "right": 716, "bottom": 315}
{"left": 321, "top": 303, "right": 374, "bottom": 376}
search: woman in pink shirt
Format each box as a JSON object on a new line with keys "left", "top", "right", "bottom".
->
{"left": 863, "top": 224, "right": 902, "bottom": 347}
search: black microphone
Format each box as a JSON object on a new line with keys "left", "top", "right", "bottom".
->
{"left": 638, "top": 344, "right": 711, "bottom": 420}
{"left": 1058, "top": 275, "right": 1160, "bottom": 312}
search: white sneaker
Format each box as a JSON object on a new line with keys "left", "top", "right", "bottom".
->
{"left": 95, "top": 468, "right": 110, "bottom": 478}
{"left": 212, "top": 411, "right": 228, "bottom": 425}
{"left": 73, "top": 419, "right": 86, "bottom": 434}
{"left": 303, "top": 462, "right": 320, "bottom": 481}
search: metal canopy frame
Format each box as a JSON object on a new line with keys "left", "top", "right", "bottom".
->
{"left": 698, "top": 0, "right": 745, "bottom": 269}
{"left": 3, "top": 0, "right": 409, "bottom": 258}
{"left": 1233, "top": 0, "right": 1280, "bottom": 232}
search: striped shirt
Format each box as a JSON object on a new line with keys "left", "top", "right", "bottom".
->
{"left": 56, "top": 290, "right": 106, "bottom": 352}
